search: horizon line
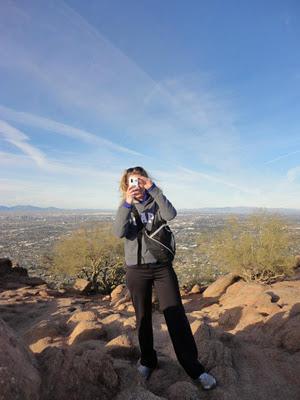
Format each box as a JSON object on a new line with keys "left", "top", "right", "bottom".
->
{"left": 1, "top": 204, "right": 300, "bottom": 212}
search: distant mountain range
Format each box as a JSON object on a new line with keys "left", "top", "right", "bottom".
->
{"left": 1, "top": 205, "right": 300, "bottom": 215}
{"left": 180, "top": 206, "right": 300, "bottom": 215}
{"left": 0, "top": 205, "right": 114, "bottom": 212}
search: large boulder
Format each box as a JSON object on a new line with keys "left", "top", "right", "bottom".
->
{"left": 202, "top": 273, "right": 240, "bottom": 298}
{"left": 111, "top": 284, "right": 126, "bottom": 302}
{"left": 0, "top": 257, "right": 13, "bottom": 276}
{"left": 166, "top": 380, "right": 200, "bottom": 400}
{"left": 191, "top": 319, "right": 238, "bottom": 387}
{"left": 105, "top": 333, "right": 139, "bottom": 359}
{"left": 68, "top": 320, "right": 106, "bottom": 345}
{"left": 37, "top": 342, "right": 119, "bottom": 400}
{"left": 0, "top": 258, "right": 29, "bottom": 278}
{"left": 73, "top": 278, "right": 93, "bottom": 294}
{"left": 278, "top": 310, "right": 300, "bottom": 352}
{"left": 214, "top": 279, "right": 300, "bottom": 354}
{"left": 22, "top": 316, "right": 70, "bottom": 353}
{"left": 67, "top": 310, "right": 98, "bottom": 324}
{"left": 110, "top": 284, "right": 131, "bottom": 307}
{"left": 115, "top": 385, "right": 167, "bottom": 400}
{"left": 189, "top": 284, "right": 201, "bottom": 294}
{"left": 0, "top": 318, "right": 41, "bottom": 400}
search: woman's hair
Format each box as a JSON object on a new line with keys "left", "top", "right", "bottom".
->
{"left": 118, "top": 166, "right": 160, "bottom": 202}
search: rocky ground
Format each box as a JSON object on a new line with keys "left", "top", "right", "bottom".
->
{"left": 0, "top": 257, "right": 300, "bottom": 400}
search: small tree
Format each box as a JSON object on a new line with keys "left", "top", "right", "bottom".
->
{"left": 51, "top": 222, "right": 124, "bottom": 293}
{"left": 196, "top": 211, "right": 296, "bottom": 283}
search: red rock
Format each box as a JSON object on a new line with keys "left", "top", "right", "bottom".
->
{"left": 0, "top": 318, "right": 41, "bottom": 400}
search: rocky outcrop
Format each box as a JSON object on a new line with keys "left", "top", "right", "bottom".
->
{"left": 110, "top": 284, "right": 131, "bottom": 307}
{"left": 189, "top": 283, "right": 201, "bottom": 294}
{"left": 202, "top": 272, "right": 240, "bottom": 298}
{"left": 68, "top": 320, "right": 106, "bottom": 345}
{"left": 1, "top": 259, "right": 300, "bottom": 399}
{"left": 0, "top": 318, "right": 41, "bottom": 400}
{"left": 0, "top": 257, "right": 46, "bottom": 289}
{"left": 73, "top": 278, "right": 93, "bottom": 294}
{"left": 0, "top": 258, "right": 14, "bottom": 276}
{"left": 37, "top": 342, "right": 119, "bottom": 400}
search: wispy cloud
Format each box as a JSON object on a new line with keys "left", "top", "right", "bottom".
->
{"left": 264, "top": 150, "right": 300, "bottom": 184}
{"left": 0, "top": 105, "right": 144, "bottom": 157}
{"left": 0, "top": 120, "right": 121, "bottom": 180}
{"left": 264, "top": 149, "right": 300, "bottom": 165}
{"left": 0, "top": 150, "right": 41, "bottom": 167}
{"left": 0, "top": 0, "right": 241, "bottom": 172}
{"left": 176, "top": 166, "right": 260, "bottom": 195}
{"left": 287, "top": 166, "right": 300, "bottom": 183}
{"left": 0, "top": 119, "right": 46, "bottom": 167}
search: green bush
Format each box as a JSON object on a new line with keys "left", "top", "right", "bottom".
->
{"left": 50, "top": 222, "right": 125, "bottom": 294}
{"left": 196, "top": 211, "right": 296, "bottom": 283}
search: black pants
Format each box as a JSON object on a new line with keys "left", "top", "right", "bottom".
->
{"left": 125, "top": 262, "right": 206, "bottom": 379}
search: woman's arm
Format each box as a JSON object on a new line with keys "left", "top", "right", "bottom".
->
{"left": 112, "top": 202, "right": 133, "bottom": 238}
{"left": 147, "top": 183, "right": 177, "bottom": 221}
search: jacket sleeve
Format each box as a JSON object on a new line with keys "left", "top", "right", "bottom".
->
{"left": 148, "top": 183, "right": 177, "bottom": 221}
{"left": 112, "top": 202, "right": 134, "bottom": 238}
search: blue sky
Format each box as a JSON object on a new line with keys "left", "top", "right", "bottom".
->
{"left": 0, "top": 0, "right": 300, "bottom": 209}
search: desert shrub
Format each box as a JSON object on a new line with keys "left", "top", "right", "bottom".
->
{"left": 174, "top": 243, "right": 222, "bottom": 288}
{"left": 50, "top": 222, "right": 125, "bottom": 294}
{"left": 196, "top": 210, "right": 296, "bottom": 283}
{"left": 175, "top": 262, "right": 219, "bottom": 290}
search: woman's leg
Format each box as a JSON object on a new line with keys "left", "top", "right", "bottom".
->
{"left": 153, "top": 264, "right": 206, "bottom": 379}
{"left": 125, "top": 266, "right": 158, "bottom": 369}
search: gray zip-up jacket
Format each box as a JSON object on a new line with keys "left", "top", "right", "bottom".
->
{"left": 112, "top": 183, "right": 177, "bottom": 267}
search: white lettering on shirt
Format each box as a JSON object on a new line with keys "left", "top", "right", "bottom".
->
{"left": 141, "top": 212, "right": 148, "bottom": 224}
{"left": 131, "top": 211, "right": 155, "bottom": 226}
{"left": 140, "top": 212, "right": 155, "bottom": 224}
{"left": 148, "top": 212, "right": 154, "bottom": 223}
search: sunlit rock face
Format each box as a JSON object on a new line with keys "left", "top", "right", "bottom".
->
{"left": 1, "top": 259, "right": 300, "bottom": 399}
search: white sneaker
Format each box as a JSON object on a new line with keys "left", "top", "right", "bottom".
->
{"left": 136, "top": 359, "right": 157, "bottom": 380}
{"left": 196, "top": 372, "right": 217, "bottom": 390}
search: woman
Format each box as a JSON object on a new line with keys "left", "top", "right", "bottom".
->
{"left": 112, "top": 166, "right": 217, "bottom": 390}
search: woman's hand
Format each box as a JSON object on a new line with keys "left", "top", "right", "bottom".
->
{"left": 125, "top": 185, "right": 141, "bottom": 204}
{"left": 136, "top": 175, "right": 153, "bottom": 190}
